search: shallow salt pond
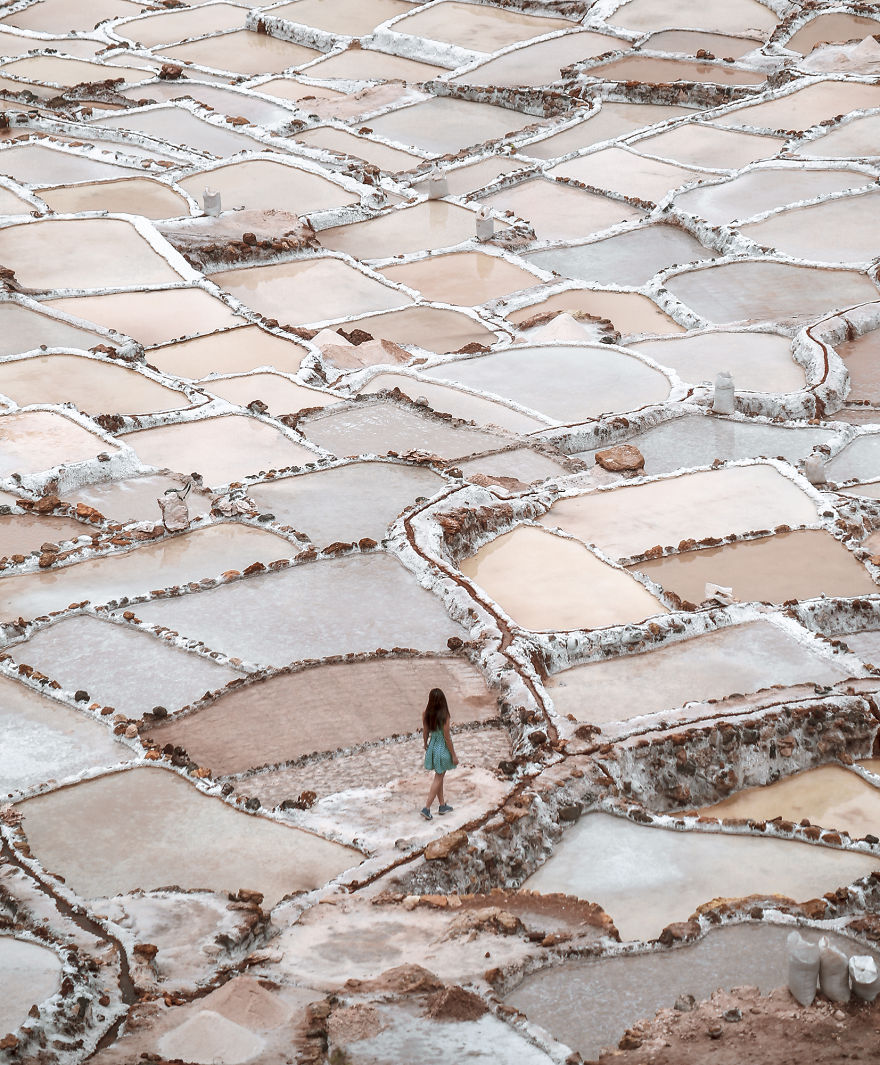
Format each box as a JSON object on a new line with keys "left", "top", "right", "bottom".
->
{"left": 359, "top": 373, "right": 546, "bottom": 434}
{"left": 426, "top": 343, "right": 670, "bottom": 423}
{"left": 148, "top": 655, "right": 495, "bottom": 775}
{"left": 18, "top": 767, "right": 359, "bottom": 905}
{"left": 520, "top": 103, "right": 691, "bottom": 161}
{"left": 460, "top": 525, "right": 667, "bottom": 631}
{"left": 94, "top": 106, "right": 265, "bottom": 158}
{"left": 674, "top": 166, "right": 871, "bottom": 226}
{"left": 148, "top": 326, "right": 308, "bottom": 379}
{"left": 718, "top": 82, "right": 880, "bottom": 132}
{"left": 786, "top": 13, "right": 880, "bottom": 55}
{"left": 0, "top": 523, "right": 293, "bottom": 626}
{"left": 73, "top": 474, "right": 213, "bottom": 525}
{"left": 0, "top": 217, "right": 181, "bottom": 291}
{"left": 640, "top": 29, "right": 761, "bottom": 57}
{"left": 214, "top": 258, "right": 412, "bottom": 326}
{"left": 0, "top": 674, "right": 130, "bottom": 796}
{"left": 37, "top": 177, "right": 190, "bottom": 221}
{"left": 0, "top": 55, "right": 150, "bottom": 88}
{"left": 365, "top": 97, "right": 539, "bottom": 156}
{"left": 549, "top": 146, "right": 701, "bottom": 203}
{"left": 426, "top": 155, "right": 528, "bottom": 197}
{"left": 741, "top": 191, "right": 880, "bottom": 263}
{"left": 452, "top": 30, "right": 627, "bottom": 88}
{"left": 248, "top": 461, "right": 444, "bottom": 546}
{"left": 296, "top": 48, "right": 444, "bottom": 85}
{"left": 795, "top": 113, "right": 880, "bottom": 160}
{"left": 541, "top": 464, "right": 817, "bottom": 559}
{"left": 130, "top": 552, "right": 463, "bottom": 666}
{"left": 0, "top": 938, "right": 62, "bottom": 1035}
{"left": 0, "top": 514, "right": 90, "bottom": 559}
{"left": 478, "top": 179, "right": 643, "bottom": 242}
{"left": 199, "top": 373, "right": 334, "bottom": 415}
{"left": 507, "top": 289, "right": 684, "bottom": 337}
{"left": 299, "top": 400, "right": 508, "bottom": 460}
{"left": 10, "top": 614, "right": 240, "bottom": 717}
{"left": 0, "top": 143, "right": 143, "bottom": 186}
{"left": 698, "top": 765, "right": 880, "bottom": 840}
{"left": 380, "top": 251, "right": 541, "bottom": 307}
{"left": 120, "top": 81, "right": 296, "bottom": 126}
{"left": 338, "top": 306, "right": 497, "bottom": 354}
{"left": 545, "top": 618, "right": 850, "bottom": 725}
{"left": 0, "top": 0, "right": 144, "bottom": 32}
{"left": 631, "top": 529, "right": 877, "bottom": 604}
{"left": 634, "top": 124, "right": 784, "bottom": 169}
{"left": 318, "top": 201, "right": 483, "bottom": 261}
{"left": 293, "top": 127, "right": 424, "bottom": 172}
{"left": 0, "top": 410, "right": 118, "bottom": 480}
{"left": 826, "top": 434, "right": 880, "bottom": 484}
{"left": 0, "top": 354, "right": 190, "bottom": 415}
{"left": 608, "top": 0, "right": 778, "bottom": 36}
{"left": 631, "top": 330, "right": 803, "bottom": 391}
{"left": 666, "top": 261, "right": 879, "bottom": 325}
{"left": 177, "top": 158, "right": 359, "bottom": 215}
{"left": 837, "top": 329, "right": 880, "bottom": 405}
{"left": 46, "top": 288, "right": 245, "bottom": 346}
{"left": 577, "top": 417, "right": 835, "bottom": 476}
{"left": 845, "top": 631, "right": 880, "bottom": 665}
{"left": 507, "top": 924, "right": 875, "bottom": 1062}
{"left": 583, "top": 55, "right": 766, "bottom": 86}
{"left": 391, "top": 1, "right": 570, "bottom": 51}
{"left": 527, "top": 224, "right": 718, "bottom": 287}
{"left": 113, "top": 3, "right": 247, "bottom": 48}
{"left": 270, "top": 0, "right": 411, "bottom": 36}
{"left": 156, "top": 30, "right": 321, "bottom": 77}
{"left": 458, "top": 448, "right": 570, "bottom": 484}
{"left": 123, "top": 415, "right": 316, "bottom": 484}
{"left": 524, "top": 812, "right": 880, "bottom": 942}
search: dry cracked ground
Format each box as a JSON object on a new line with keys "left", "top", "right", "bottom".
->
{"left": 1, "top": 0, "right": 880, "bottom": 1063}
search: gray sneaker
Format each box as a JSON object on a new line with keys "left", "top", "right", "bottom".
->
{"left": 420, "top": 806, "right": 433, "bottom": 820}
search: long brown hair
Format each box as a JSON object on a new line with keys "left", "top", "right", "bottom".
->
{"left": 424, "top": 687, "right": 449, "bottom": 732}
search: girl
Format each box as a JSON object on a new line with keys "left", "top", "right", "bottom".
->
{"left": 421, "top": 687, "right": 457, "bottom": 821}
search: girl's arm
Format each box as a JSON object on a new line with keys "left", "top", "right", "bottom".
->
{"left": 443, "top": 718, "right": 457, "bottom": 765}
{"left": 422, "top": 711, "right": 429, "bottom": 750}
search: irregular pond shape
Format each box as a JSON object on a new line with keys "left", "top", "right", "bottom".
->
{"left": 826, "top": 434, "right": 880, "bottom": 483}
{"left": 666, "top": 260, "right": 879, "bottom": 325}
{"left": 0, "top": 354, "right": 190, "bottom": 415}
{"left": 0, "top": 217, "right": 181, "bottom": 291}
{"left": 177, "top": 158, "right": 359, "bottom": 215}
{"left": 541, "top": 464, "right": 819, "bottom": 559}
{"left": 452, "top": 29, "right": 627, "bottom": 87}
{"left": 94, "top": 106, "right": 265, "bottom": 158}
{"left": 114, "top": 3, "right": 247, "bottom": 47}
{"left": 156, "top": 30, "right": 321, "bottom": 77}
{"left": 130, "top": 552, "right": 464, "bottom": 666}
{"left": 631, "top": 528, "right": 878, "bottom": 604}
{"left": 148, "top": 326, "right": 308, "bottom": 379}
{"left": 794, "top": 112, "right": 880, "bottom": 160}
{"left": 38, "top": 177, "right": 190, "bottom": 220}
{"left": 299, "top": 400, "right": 509, "bottom": 460}
{"left": 845, "top": 631, "right": 880, "bottom": 665}
{"left": 507, "top": 289, "right": 685, "bottom": 337}
{"left": 120, "top": 81, "right": 296, "bottom": 126}
{"left": 0, "top": 674, "right": 130, "bottom": 795}
{"left": 0, "top": 938, "right": 63, "bottom": 1035}
{"left": 199, "top": 373, "right": 334, "bottom": 415}
{"left": 0, "top": 143, "right": 158, "bottom": 186}
{"left": 719, "top": 81, "right": 880, "bottom": 132}
{"left": 786, "top": 13, "right": 880, "bottom": 55}
{"left": 301, "top": 49, "right": 445, "bottom": 83}
{"left": 365, "top": 96, "right": 539, "bottom": 155}
{"left": 9, "top": 614, "right": 240, "bottom": 717}
{"left": 480, "top": 179, "right": 643, "bottom": 242}
{"left": 379, "top": 251, "right": 541, "bottom": 306}
{"left": 1, "top": 55, "right": 150, "bottom": 87}
{"left": 123, "top": 415, "right": 316, "bottom": 484}
{"left": 521, "top": 102, "right": 692, "bottom": 160}
{"left": 425, "top": 155, "right": 527, "bottom": 196}
{"left": 740, "top": 190, "right": 880, "bottom": 263}
{"left": 391, "top": 1, "right": 571, "bottom": 51}
{"left": 294, "top": 126, "right": 425, "bottom": 172}
{"left": 248, "top": 460, "right": 444, "bottom": 544}
{"left": 148, "top": 655, "right": 496, "bottom": 775}
{"left": 0, "top": 513, "right": 90, "bottom": 558}
{"left": 341, "top": 305, "right": 497, "bottom": 355}
{"left": 214, "top": 257, "right": 412, "bottom": 326}
{"left": 549, "top": 146, "right": 701, "bottom": 203}
{"left": 1, "top": 0, "right": 145, "bottom": 33}
{"left": 17, "top": 767, "right": 360, "bottom": 905}
{"left": 73, "top": 474, "right": 213, "bottom": 525}
{"left": 458, "top": 447, "right": 570, "bottom": 484}
{"left": 608, "top": 0, "right": 778, "bottom": 36}
{"left": 319, "top": 200, "right": 482, "bottom": 261}
{"left": 640, "top": 29, "right": 762, "bottom": 57}
{"left": 270, "top": 0, "right": 411, "bottom": 36}
{"left": 837, "top": 329, "right": 880, "bottom": 405}
{"left": 0, "top": 523, "right": 294, "bottom": 625}
{"left": 635, "top": 123, "right": 784, "bottom": 169}
{"left": 545, "top": 618, "right": 850, "bottom": 724}
{"left": 583, "top": 54, "right": 766, "bottom": 85}
{"left": 697, "top": 764, "right": 880, "bottom": 840}
{"left": 525, "top": 812, "right": 880, "bottom": 942}
{"left": 0, "top": 410, "right": 119, "bottom": 479}
{"left": 631, "top": 330, "right": 803, "bottom": 391}
{"left": 460, "top": 525, "right": 667, "bottom": 631}
{"left": 527, "top": 224, "right": 718, "bottom": 287}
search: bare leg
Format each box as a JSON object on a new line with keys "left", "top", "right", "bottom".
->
{"left": 425, "top": 772, "right": 445, "bottom": 809}
{"left": 437, "top": 775, "right": 445, "bottom": 806}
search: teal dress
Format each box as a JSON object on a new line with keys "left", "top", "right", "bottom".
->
{"left": 424, "top": 728, "right": 454, "bottom": 773}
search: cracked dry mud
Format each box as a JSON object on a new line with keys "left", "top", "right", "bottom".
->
{"left": 0, "top": 0, "right": 879, "bottom": 1063}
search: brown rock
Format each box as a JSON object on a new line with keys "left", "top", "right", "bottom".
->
{"left": 75, "top": 503, "right": 103, "bottom": 522}
{"left": 426, "top": 985, "right": 488, "bottom": 1021}
{"left": 33, "top": 494, "right": 61, "bottom": 513}
{"left": 595, "top": 444, "right": 645, "bottom": 473}
{"left": 425, "top": 829, "right": 468, "bottom": 861}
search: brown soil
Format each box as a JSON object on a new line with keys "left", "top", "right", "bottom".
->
{"left": 426, "top": 985, "right": 489, "bottom": 1021}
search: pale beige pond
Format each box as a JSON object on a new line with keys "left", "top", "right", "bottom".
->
{"left": 341, "top": 305, "right": 497, "bottom": 354}
{"left": 716, "top": 81, "right": 880, "bottom": 132}
{"left": 294, "top": 127, "right": 424, "bottom": 172}
{"left": 379, "top": 251, "right": 540, "bottom": 306}
{"left": 0, "top": 354, "right": 189, "bottom": 415}
{"left": 178, "top": 158, "right": 358, "bottom": 215}
{"left": 507, "top": 290, "right": 685, "bottom": 337}
{"left": 93, "top": 107, "right": 265, "bottom": 159}
{"left": 0, "top": 410, "right": 118, "bottom": 479}
{"left": 114, "top": 4, "right": 247, "bottom": 48}
{"left": 0, "top": 939, "right": 62, "bottom": 1036}
{"left": 631, "top": 330, "right": 803, "bottom": 392}
{"left": 157, "top": 30, "right": 321, "bottom": 77}
{"left": 1, "top": 55, "right": 150, "bottom": 87}
{"left": 550, "top": 146, "right": 701, "bottom": 203}
{"left": 299, "top": 48, "right": 444, "bottom": 83}
{"left": 148, "top": 326, "right": 309, "bottom": 379}
{"left": 0, "top": 218, "right": 181, "bottom": 291}
{"left": 18, "top": 768, "right": 359, "bottom": 905}
{"left": 480, "top": 179, "right": 643, "bottom": 242}
{"left": 520, "top": 102, "right": 691, "bottom": 161}
{"left": 73, "top": 474, "right": 213, "bottom": 525}
{"left": 318, "top": 201, "right": 482, "bottom": 261}
{"left": 0, "top": 523, "right": 293, "bottom": 624}
{"left": 0, "top": 184, "right": 31, "bottom": 214}
{"left": 786, "top": 13, "right": 880, "bottom": 55}
{"left": 0, "top": 143, "right": 142, "bottom": 186}
{"left": 119, "top": 81, "right": 297, "bottom": 126}
{"left": 635, "top": 124, "right": 784, "bottom": 169}
{"left": 0, "top": 303, "right": 109, "bottom": 358}
{"left": 270, "top": 0, "right": 411, "bottom": 36}
{"left": 391, "top": 1, "right": 571, "bottom": 51}
{"left": 698, "top": 765, "right": 880, "bottom": 840}
{"left": 741, "top": 191, "right": 880, "bottom": 263}
{"left": 460, "top": 525, "right": 666, "bottom": 631}
{"left": 584, "top": 55, "right": 766, "bottom": 86}
{"left": 0, "top": 514, "right": 90, "bottom": 558}
{"left": 429, "top": 156, "right": 530, "bottom": 196}
{"left": 0, "top": 0, "right": 144, "bottom": 32}
{"left": 124, "top": 415, "right": 316, "bottom": 483}
{"left": 640, "top": 29, "right": 761, "bottom": 58}
{"left": 200, "top": 373, "right": 335, "bottom": 415}
{"left": 215, "top": 258, "right": 412, "bottom": 326}
{"left": 546, "top": 619, "right": 849, "bottom": 724}
{"left": 46, "top": 288, "right": 244, "bottom": 347}
{"left": 37, "top": 177, "right": 190, "bottom": 221}
{"left": 452, "top": 30, "right": 626, "bottom": 87}
{"left": 541, "top": 465, "right": 818, "bottom": 560}
{"left": 795, "top": 113, "right": 880, "bottom": 160}
{"left": 631, "top": 529, "right": 878, "bottom": 604}
{"left": 837, "top": 328, "right": 880, "bottom": 405}
{"left": 366, "top": 97, "right": 538, "bottom": 155}
{"left": 609, "top": 0, "right": 778, "bottom": 36}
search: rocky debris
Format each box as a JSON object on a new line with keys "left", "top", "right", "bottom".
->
{"left": 425, "top": 829, "right": 468, "bottom": 861}
{"left": 158, "top": 210, "right": 319, "bottom": 270}
{"left": 425, "top": 985, "right": 488, "bottom": 1021}
{"left": 595, "top": 444, "right": 646, "bottom": 475}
